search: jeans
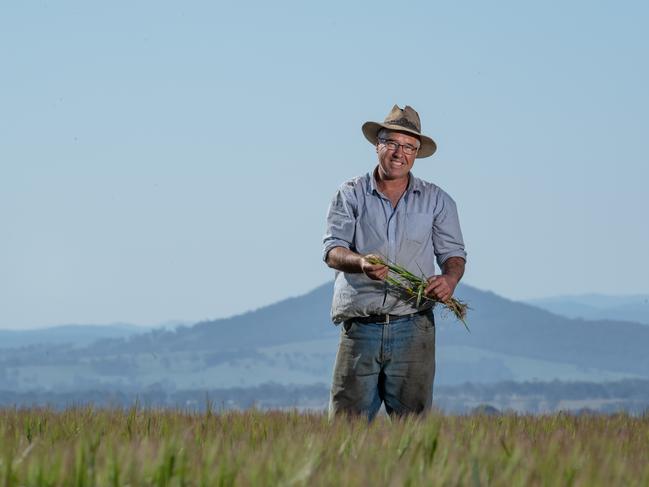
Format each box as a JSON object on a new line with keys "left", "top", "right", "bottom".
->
{"left": 329, "top": 310, "right": 436, "bottom": 421}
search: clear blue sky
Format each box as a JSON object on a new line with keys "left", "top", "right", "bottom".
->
{"left": 2, "top": 1, "right": 648, "bottom": 329}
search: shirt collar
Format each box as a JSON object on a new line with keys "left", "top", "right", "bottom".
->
{"left": 367, "top": 168, "right": 422, "bottom": 196}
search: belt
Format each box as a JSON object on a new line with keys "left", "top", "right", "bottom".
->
{"left": 347, "top": 308, "right": 432, "bottom": 325}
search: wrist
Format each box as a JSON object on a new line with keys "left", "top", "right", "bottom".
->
{"left": 442, "top": 274, "right": 460, "bottom": 287}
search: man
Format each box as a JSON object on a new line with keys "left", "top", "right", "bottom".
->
{"left": 322, "top": 104, "right": 467, "bottom": 420}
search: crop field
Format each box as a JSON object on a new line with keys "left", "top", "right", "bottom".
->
{"left": 1, "top": 407, "right": 648, "bottom": 486}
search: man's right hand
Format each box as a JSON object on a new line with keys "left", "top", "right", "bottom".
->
{"left": 360, "top": 254, "right": 388, "bottom": 281}
{"left": 325, "top": 247, "right": 388, "bottom": 280}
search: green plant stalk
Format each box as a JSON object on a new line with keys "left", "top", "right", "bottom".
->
{"left": 367, "top": 256, "right": 470, "bottom": 332}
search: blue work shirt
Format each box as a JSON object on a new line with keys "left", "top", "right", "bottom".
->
{"left": 323, "top": 169, "right": 467, "bottom": 324}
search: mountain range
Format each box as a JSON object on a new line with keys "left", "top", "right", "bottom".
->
{"left": 0, "top": 323, "right": 150, "bottom": 349}
{"left": 526, "top": 294, "right": 649, "bottom": 325}
{"left": 1, "top": 282, "right": 648, "bottom": 395}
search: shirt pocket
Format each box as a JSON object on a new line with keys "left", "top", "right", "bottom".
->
{"left": 354, "top": 215, "right": 386, "bottom": 256}
{"left": 405, "top": 212, "right": 433, "bottom": 244}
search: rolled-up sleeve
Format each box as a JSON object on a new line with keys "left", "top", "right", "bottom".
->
{"left": 322, "top": 184, "right": 357, "bottom": 262}
{"left": 432, "top": 190, "right": 467, "bottom": 267}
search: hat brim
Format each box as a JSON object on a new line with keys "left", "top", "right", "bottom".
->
{"left": 362, "top": 121, "right": 437, "bottom": 158}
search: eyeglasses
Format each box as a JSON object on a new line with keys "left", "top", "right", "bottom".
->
{"left": 378, "top": 138, "right": 419, "bottom": 155}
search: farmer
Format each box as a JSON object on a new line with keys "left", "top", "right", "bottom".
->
{"left": 323, "top": 104, "right": 467, "bottom": 420}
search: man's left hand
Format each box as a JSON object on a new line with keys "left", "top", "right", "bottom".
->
{"left": 425, "top": 275, "right": 458, "bottom": 303}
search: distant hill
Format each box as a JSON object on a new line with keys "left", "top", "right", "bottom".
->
{"left": 526, "top": 294, "right": 649, "bottom": 325}
{"left": 1, "top": 283, "right": 648, "bottom": 393}
{"left": 80, "top": 283, "right": 649, "bottom": 376}
{"left": 438, "top": 285, "right": 649, "bottom": 375}
{"left": 0, "top": 323, "right": 153, "bottom": 349}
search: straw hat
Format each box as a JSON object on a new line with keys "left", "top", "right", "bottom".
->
{"left": 361, "top": 105, "right": 437, "bottom": 158}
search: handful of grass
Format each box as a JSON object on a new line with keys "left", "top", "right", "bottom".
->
{"left": 366, "top": 255, "right": 470, "bottom": 332}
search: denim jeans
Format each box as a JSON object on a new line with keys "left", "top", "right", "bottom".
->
{"left": 329, "top": 310, "right": 436, "bottom": 421}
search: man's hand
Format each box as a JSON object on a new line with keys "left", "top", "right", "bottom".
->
{"left": 326, "top": 248, "right": 388, "bottom": 280}
{"left": 425, "top": 257, "right": 465, "bottom": 302}
{"left": 360, "top": 253, "right": 388, "bottom": 281}
{"left": 425, "top": 275, "right": 458, "bottom": 303}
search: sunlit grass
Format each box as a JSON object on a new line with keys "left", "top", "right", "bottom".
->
{"left": 1, "top": 407, "right": 648, "bottom": 486}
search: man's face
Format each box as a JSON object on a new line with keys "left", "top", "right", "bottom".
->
{"left": 376, "top": 131, "right": 420, "bottom": 181}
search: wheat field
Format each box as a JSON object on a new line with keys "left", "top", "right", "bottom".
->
{"left": 1, "top": 407, "right": 648, "bottom": 486}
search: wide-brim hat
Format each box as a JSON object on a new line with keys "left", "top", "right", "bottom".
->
{"left": 362, "top": 104, "right": 437, "bottom": 158}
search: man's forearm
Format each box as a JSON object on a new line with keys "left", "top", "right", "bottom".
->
{"left": 442, "top": 257, "right": 465, "bottom": 285}
{"left": 325, "top": 247, "right": 364, "bottom": 273}
{"left": 326, "top": 247, "right": 389, "bottom": 281}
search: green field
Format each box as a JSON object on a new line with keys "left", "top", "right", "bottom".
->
{"left": 1, "top": 407, "right": 648, "bottom": 486}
